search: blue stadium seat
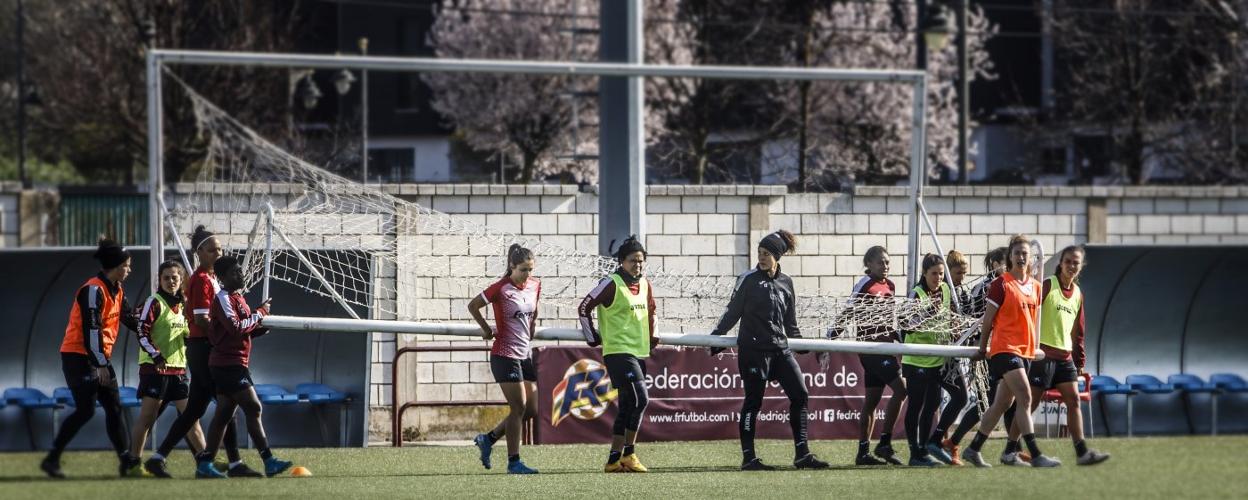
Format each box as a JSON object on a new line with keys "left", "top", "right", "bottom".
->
{"left": 296, "top": 383, "right": 347, "bottom": 404}
{"left": 254, "top": 384, "right": 300, "bottom": 405}
{"left": 1169, "top": 374, "right": 1221, "bottom": 435}
{"left": 1210, "top": 373, "right": 1248, "bottom": 393}
{"left": 297, "top": 383, "right": 351, "bottom": 446}
{"left": 118, "top": 387, "right": 142, "bottom": 408}
{"left": 1090, "top": 376, "right": 1134, "bottom": 436}
{"left": 6, "top": 388, "right": 59, "bottom": 409}
{"left": 52, "top": 387, "right": 77, "bottom": 407}
{"left": 1124, "top": 375, "right": 1176, "bottom": 437}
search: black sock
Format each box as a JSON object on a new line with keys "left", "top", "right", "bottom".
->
{"left": 795, "top": 441, "right": 810, "bottom": 459}
{"left": 1074, "top": 439, "right": 1088, "bottom": 457}
{"left": 195, "top": 451, "right": 212, "bottom": 463}
{"left": 258, "top": 448, "right": 273, "bottom": 461}
{"left": 508, "top": 454, "right": 520, "bottom": 463}
{"left": 743, "top": 447, "right": 757, "bottom": 463}
{"left": 857, "top": 440, "right": 870, "bottom": 457}
{"left": 1004, "top": 440, "right": 1020, "bottom": 454}
{"left": 928, "top": 428, "right": 947, "bottom": 446}
{"left": 622, "top": 445, "right": 635, "bottom": 456}
{"left": 487, "top": 430, "right": 501, "bottom": 444}
{"left": 608, "top": 450, "right": 622, "bottom": 464}
{"left": 969, "top": 431, "right": 989, "bottom": 452}
{"left": 1022, "top": 434, "right": 1042, "bottom": 458}
{"left": 879, "top": 432, "right": 892, "bottom": 447}
{"left": 45, "top": 450, "right": 62, "bottom": 463}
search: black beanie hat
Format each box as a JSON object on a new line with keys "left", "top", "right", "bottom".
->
{"left": 94, "top": 238, "right": 130, "bottom": 270}
{"left": 612, "top": 235, "right": 647, "bottom": 262}
{"left": 191, "top": 225, "right": 216, "bottom": 252}
{"left": 759, "top": 232, "right": 789, "bottom": 260}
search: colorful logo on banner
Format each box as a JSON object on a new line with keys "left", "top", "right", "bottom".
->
{"left": 550, "top": 359, "right": 618, "bottom": 426}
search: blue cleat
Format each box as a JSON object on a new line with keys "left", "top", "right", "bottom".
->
{"left": 925, "top": 443, "right": 955, "bottom": 465}
{"left": 195, "top": 460, "right": 227, "bottom": 479}
{"left": 507, "top": 460, "right": 538, "bottom": 474}
{"left": 264, "top": 456, "right": 294, "bottom": 477}
{"left": 473, "top": 433, "right": 493, "bottom": 469}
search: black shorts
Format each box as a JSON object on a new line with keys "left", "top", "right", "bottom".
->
{"left": 490, "top": 355, "right": 537, "bottom": 383}
{"left": 138, "top": 371, "right": 191, "bottom": 401}
{"left": 989, "top": 353, "right": 1031, "bottom": 379}
{"left": 209, "top": 365, "right": 254, "bottom": 395}
{"left": 1028, "top": 358, "right": 1078, "bottom": 390}
{"left": 603, "top": 353, "right": 647, "bottom": 389}
{"left": 859, "top": 354, "right": 902, "bottom": 389}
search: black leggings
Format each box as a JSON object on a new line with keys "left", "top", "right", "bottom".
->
{"left": 932, "top": 367, "right": 969, "bottom": 441}
{"left": 738, "top": 348, "right": 809, "bottom": 459}
{"left": 604, "top": 354, "right": 648, "bottom": 436}
{"left": 155, "top": 339, "right": 240, "bottom": 460}
{"left": 903, "top": 364, "right": 943, "bottom": 454}
{"left": 49, "top": 353, "right": 129, "bottom": 461}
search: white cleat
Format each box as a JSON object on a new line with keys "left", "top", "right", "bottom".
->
{"left": 1000, "top": 452, "right": 1031, "bottom": 467}
{"left": 962, "top": 448, "right": 991, "bottom": 468}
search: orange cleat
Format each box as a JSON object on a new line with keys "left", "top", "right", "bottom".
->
{"left": 941, "top": 439, "right": 964, "bottom": 466}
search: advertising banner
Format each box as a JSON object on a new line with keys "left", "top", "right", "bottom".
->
{"left": 534, "top": 346, "right": 905, "bottom": 444}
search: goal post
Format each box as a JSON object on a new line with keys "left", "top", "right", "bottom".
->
{"left": 144, "top": 48, "right": 932, "bottom": 297}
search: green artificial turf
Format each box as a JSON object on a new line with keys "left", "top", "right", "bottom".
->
{"left": 0, "top": 436, "right": 1242, "bottom": 499}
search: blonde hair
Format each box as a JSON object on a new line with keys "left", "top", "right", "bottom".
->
{"left": 946, "top": 250, "right": 968, "bottom": 270}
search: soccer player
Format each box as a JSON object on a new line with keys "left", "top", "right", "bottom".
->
{"left": 41, "top": 239, "right": 140, "bottom": 478}
{"left": 849, "top": 246, "right": 906, "bottom": 466}
{"left": 901, "top": 254, "right": 954, "bottom": 467}
{"left": 146, "top": 226, "right": 260, "bottom": 478}
{"left": 1006, "top": 245, "right": 1110, "bottom": 466}
{"left": 469, "top": 244, "right": 541, "bottom": 475}
{"left": 578, "top": 235, "right": 658, "bottom": 473}
{"left": 961, "top": 234, "right": 1060, "bottom": 468}
{"left": 127, "top": 260, "right": 207, "bottom": 471}
{"left": 711, "top": 230, "right": 829, "bottom": 471}
{"left": 929, "top": 250, "right": 971, "bottom": 465}
{"left": 192, "top": 256, "right": 292, "bottom": 478}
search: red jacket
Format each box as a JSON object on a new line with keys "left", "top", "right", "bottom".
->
{"left": 208, "top": 289, "right": 268, "bottom": 367}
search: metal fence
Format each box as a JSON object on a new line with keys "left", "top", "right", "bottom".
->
{"left": 58, "top": 193, "right": 148, "bottom": 246}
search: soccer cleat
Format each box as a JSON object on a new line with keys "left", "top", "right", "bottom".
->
{"left": 873, "top": 444, "right": 903, "bottom": 465}
{"left": 1000, "top": 452, "right": 1031, "bottom": 467}
{"left": 1077, "top": 448, "right": 1111, "bottom": 466}
{"left": 40, "top": 457, "right": 65, "bottom": 479}
{"left": 506, "top": 460, "right": 538, "bottom": 474}
{"left": 1018, "top": 451, "right": 1033, "bottom": 463}
{"left": 961, "top": 448, "right": 991, "bottom": 468}
{"left": 229, "top": 462, "right": 265, "bottom": 478}
{"left": 263, "top": 456, "right": 294, "bottom": 477}
{"left": 925, "top": 443, "right": 954, "bottom": 465}
{"left": 195, "top": 460, "right": 227, "bottom": 479}
{"left": 473, "top": 433, "right": 494, "bottom": 470}
{"left": 908, "top": 454, "right": 944, "bottom": 467}
{"left": 794, "top": 453, "right": 830, "bottom": 470}
{"left": 740, "top": 458, "right": 777, "bottom": 471}
{"left": 604, "top": 461, "right": 629, "bottom": 473}
{"left": 144, "top": 457, "right": 173, "bottom": 479}
{"left": 941, "top": 439, "right": 964, "bottom": 466}
{"left": 620, "top": 454, "right": 649, "bottom": 473}
{"left": 119, "top": 456, "right": 143, "bottom": 477}
{"left": 1030, "top": 454, "right": 1062, "bottom": 468}
{"left": 855, "top": 453, "right": 887, "bottom": 466}
{"left": 122, "top": 463, "right": 148, "bottom": 478}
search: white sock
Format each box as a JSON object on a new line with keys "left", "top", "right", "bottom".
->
{"left": 229, "top": 460, "right": 243, "bottom": 468}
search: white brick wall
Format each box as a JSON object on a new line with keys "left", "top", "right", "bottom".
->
{"left": 168, "top": 182, "right": 1248, "bottom": 442}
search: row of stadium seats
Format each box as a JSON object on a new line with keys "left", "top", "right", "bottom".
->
{"left": 2, "top": 384, "right": 350, "bottom": 450}
{"left": 1091, "top": 373, "right": 1248, "bottom": 436}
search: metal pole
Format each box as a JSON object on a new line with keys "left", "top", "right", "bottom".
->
{"left": 908, "top": 77, "right": 928, "bottom": 292}
{"left": 957, "top": 0, "right": 970, "bottom": 184}
{"left": 156, "top": 196, "right": 192, "bottom": 273}
{"left": 16, "top": 0, "right": 28, "bottom": 188}
{"left": 270, "top": 222, "right": 360, "bottom": 320}
{"left": 597, "top": 0, "right": 646, "bottom": 255}
{"left": 359, "top": 37, "right": 369, "bottom": 184}
{"left": 264, "top": 203, "right": 274, "bottom": 300}
{"left": 146, "top": 51, "right": 165, "bottom": 294}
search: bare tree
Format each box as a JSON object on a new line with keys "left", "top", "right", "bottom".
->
{"left": 15, "top": 1, "right": 307, "bottom": 185}
{"left": 1050, "top": 0, "right": 1245, "bottom": 184}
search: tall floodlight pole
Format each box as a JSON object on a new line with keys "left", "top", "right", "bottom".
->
{"left": 597, "top": 0, "right": 646, "bottom": 255}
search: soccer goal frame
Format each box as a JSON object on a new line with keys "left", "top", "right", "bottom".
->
{"left": 145, "top": 49, "right": 954, "bottom": 355}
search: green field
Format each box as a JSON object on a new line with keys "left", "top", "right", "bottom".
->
{"left": 0, "top": 437, "right": 1242, "bottom": 499}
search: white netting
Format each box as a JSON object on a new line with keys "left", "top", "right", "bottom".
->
{"left": 165, "top": 74, "right": 1016, "bottom": 352}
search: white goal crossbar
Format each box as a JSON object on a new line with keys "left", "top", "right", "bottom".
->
{"left": 262, "top": 315, "right": 980, "bottom": 358}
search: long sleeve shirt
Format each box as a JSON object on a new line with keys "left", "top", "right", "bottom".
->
{"left": 208, "top": 289, "right": 269, "bottom": 367}
{"left": 577, "top": 273, "right": 657, "bottom": 345}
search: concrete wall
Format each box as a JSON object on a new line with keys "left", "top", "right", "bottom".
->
{"left": 162, "top": 183, "right": 1248, "bottom": 442}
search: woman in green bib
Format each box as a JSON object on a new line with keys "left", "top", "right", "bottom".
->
{"left": 128, "top": 260, "right": 206, "bottom": 467}
{"left": 577, "top": 235, "right": 657, "bottom": 473}
{"left": 1007, "top": 245, "right": 1109, "bottom": 466}
{"left": 901, "top": 254, "right": 953, "bottom": 467}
